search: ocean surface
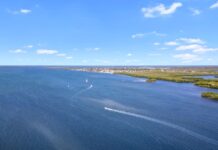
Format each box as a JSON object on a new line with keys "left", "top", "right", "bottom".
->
{"left": 0, "top": 67, "right": 218, "bottom": 150}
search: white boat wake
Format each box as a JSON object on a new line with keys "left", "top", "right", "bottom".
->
{"left": 72, "top": 84, "right": 93, "bottom": 97}
{"left": 87, "top": 84, "right": 93, "bottom": 89}
{"left": 104, "top": 107, "right": 218, "bottom": 146}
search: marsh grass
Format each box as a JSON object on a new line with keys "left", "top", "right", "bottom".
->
{"left": 118, "top": 70, "right": 218, "bottom": 89}
{"left": 202, "top": 92, "right": 218, "bottom": 100}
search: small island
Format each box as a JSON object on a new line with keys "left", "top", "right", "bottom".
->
{"left": 201, "top": 92, "right": 218, "bottom": 101}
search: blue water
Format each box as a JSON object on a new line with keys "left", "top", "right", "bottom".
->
{"left": 0, "top": 67, "right": 218, "bottom": 150}
{"left": 194, "top": 75, "right": 218, "bottom": 79}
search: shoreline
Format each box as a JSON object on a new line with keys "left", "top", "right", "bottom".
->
{"left": 57, "top": 66, "right": 218, "bottom": 101}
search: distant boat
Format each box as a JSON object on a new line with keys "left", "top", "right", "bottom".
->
{"left": 67, "top": 82, "right": 70, "bottom": 88}
{"left": 85, "top": 79, "right": 89, "bottom": 83}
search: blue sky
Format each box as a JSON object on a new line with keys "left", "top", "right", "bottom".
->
{"left": 0, "top": 0, "right": 218, "bottom": 66}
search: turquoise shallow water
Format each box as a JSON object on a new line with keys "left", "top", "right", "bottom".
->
{"left": 0, "top": 67, "right": 218, "bottom": 150}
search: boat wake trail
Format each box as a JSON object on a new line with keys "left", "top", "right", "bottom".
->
{"left": 104, "top": 107, "right": 218, "bottom": 146}
{"left": 72, "top": 84, "right": 93, "bottom": 97}
{"left": 87, "top": 84, "right": 93, "bottom": 89}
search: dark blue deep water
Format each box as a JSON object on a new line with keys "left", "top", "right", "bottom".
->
{"left": 0, "top": 67, "right": 218, "bottom": 150}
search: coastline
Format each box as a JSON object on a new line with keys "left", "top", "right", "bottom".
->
{"left": 55, "top": 66, "right": 218, "bottom": 101}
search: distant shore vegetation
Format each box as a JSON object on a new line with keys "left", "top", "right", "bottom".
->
{"left": 59, "top": 66, "right": 218, "bottom": 99}
{"left": 116, "top": 68, "right": 218, "bottom": 100}
{"left": 146, "top": 78, "right": 157, "bottom": 83}
{"left": 202, "top": 92, "right": 218, "bottom": 101}
{"left": 117, "top": 70, "right": 218, "bottom": 89}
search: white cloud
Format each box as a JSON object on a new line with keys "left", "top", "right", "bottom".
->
{"left": 87, "top": 47, "right": 100, "bottom": 51}
{"left": 165, "top": 37, "right": 218, "bottom": 54}
{"left": 9, "top": 45, "right": 33, "bottom": 54}
{"left": 153, "top": 42, "right": 160, "bottom": 46}
{"left": 10, "top": 49, "right": 26, "bottom": 54}
{"left": 20, "top": 9, "right": 32, "bottom": 14}
{"left": 165, "top": 41, "right": 179, "bottom": 46}
{"left": 190, "top": 8, "right": 201, "bottom": 16}
{"left": 36, "top": 49, "right": 58, "bottom": 55}
{"left": 178, "top": 38, "right": 205, "bottom": 44}
{"left": 8, "top": 9, "right": 32, "bottom": 15}
{"left": 132, "top": 31, "right": 166, "bottom": 39}
{"left": 127, "top": 53, "right": 132, "bottom": 57}
{"left": 165, "top": 38, "right": 205, "bottom": 46}
{"left": 176, "top": 44, "right": 218, "bottom": 53}
{"left": 151, "top": 31, "right": 166, "bottom": 37}
{"left": 66, "top": 56, "right": 73, "bottom": 59}
{"left": 210, "top": 1, "right": 218, "bottom": 9}
{"left": 173, "top": 53, "right": 201, "bottom": 62}
{"left": 176, "top": 44, "right": 201, "bottom": 51}
{"left": 131, "top": 33, "right": 145, "bottom": 39}
{"left": 24, "top": 45, "right": 33, "bottom": 48}
{"left": 141, "top": 2, "right": 182, "bottom": 18}
{"left": 57, "top": 53, "right": 73, "bottom": 59}
{"left": 94, "top": 48, "right": 100, "bottom": 51}
{"left": 36, "top": 48, "right": 74, "bottom": 60}
{"left": 57, "top": 53, "right": 67, "bottom": 57}
{"left": 160, "top": 47, "right": 168, "bottom": 50}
